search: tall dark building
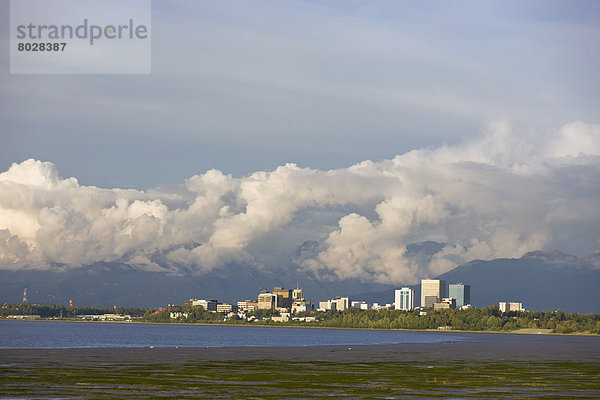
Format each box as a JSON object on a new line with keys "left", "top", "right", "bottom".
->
{"left": 448, "top": 283, "right": 470, "bottom": 308}
{"left": 273, "top": 287, "right": 292, "bottom": 309}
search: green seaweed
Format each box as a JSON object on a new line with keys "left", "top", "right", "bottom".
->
{"left": 1, "top": 356, "right": 599, "bottom": 399}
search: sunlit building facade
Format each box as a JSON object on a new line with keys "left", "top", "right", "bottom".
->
{"left": 421, "top": 279, "right": 446, "bottom": 309}
{"left": 394, "top": 287, "right": 415, "bottom": 310}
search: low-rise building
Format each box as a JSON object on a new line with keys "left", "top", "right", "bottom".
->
{"left": 80, "top": 314, "right": 131, "bottom": 321}
{"left": 318, "top": 300, "right": 333, "bottom": 311}
{"left": 217, "top": 303, "right": 238, "bottom": 313}
{"left": 372, "top": 303, "right": 394, "bottom": 310}
{"left": 237, "top": 300, "right": 258, "bottom": 311}
{"left": 434, "top": 297, "right": 456, "bottom": 310}
{"left": 499, "top": 302, "right": 524, "bottom": 313}
{"left": 291, "top": 301, "right": 313, "bottom": 313}
{"left": 184, "top": 299, "right": 197, "bottom": 307}
{"left": 292, "top": 316, "right": 318, "bottom": 322}
{"left": 271, "top": 313, "right": 290, "bottom": 322}
{"left": 319, "top": 297, "right": 349, "bottom": 311}
{"left": 351, "top": 301, "right": 369, "bottom": 309}
{"left": 423, "top": 295, "right": 439, "bottom": 309}
{"left": 191, "top": 299, "right": 218, "bottom": 312}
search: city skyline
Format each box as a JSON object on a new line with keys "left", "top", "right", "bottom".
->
{"left": 1, "top": 1, "right": 599, "bottom": 293}
{"left": 2, "top": 2, "right": 599, "bottom": 398}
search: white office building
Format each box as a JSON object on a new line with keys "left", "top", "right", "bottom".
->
{"left": 394, "top": 287, "right": 415, "bottom": 310}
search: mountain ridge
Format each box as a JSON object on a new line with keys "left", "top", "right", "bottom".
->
{"left": 1, "top": 249, "right": 598, "bottom": 313}
{"left": 350, "top": 250, "right": 600, "bottom": 313}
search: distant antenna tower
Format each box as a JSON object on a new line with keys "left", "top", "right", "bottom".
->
{"left": 22, "top": 288, "right": 28, "bottom": 303}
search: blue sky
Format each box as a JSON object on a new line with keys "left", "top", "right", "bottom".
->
{"left": 0, "top": 1, "right": 599, "bottom": 281}
{"left": 1, "top": 0, "right": 598, "bottom": 188}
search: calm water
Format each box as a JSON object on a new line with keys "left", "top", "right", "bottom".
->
{"left": 0, "top": 320, "right": 465, "bottom": 348}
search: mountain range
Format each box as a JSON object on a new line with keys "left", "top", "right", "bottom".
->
{"left": 352, "top": 250, "right": 600, "bottom": 314}
{"left": 0, "top": 262, "right": 391, "bottom": 309}
{"left": 1, "top": 248, "right": 598, "bottom": 313}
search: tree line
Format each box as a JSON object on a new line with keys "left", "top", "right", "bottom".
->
{"left": 1, "top": 303, "right": 147, "bottom": 318}
{"left": 143, "top": 305, "right": 600, "bottom": 334}
{"left": 4, "top": 302, "right": 599, "bottom": 334}
{"left": 307, "top": 307, "right": 600, "bottom": 334}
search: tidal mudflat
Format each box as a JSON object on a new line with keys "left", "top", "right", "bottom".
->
{"left": 2, "top": 334, "right": 600, "bottom": 398}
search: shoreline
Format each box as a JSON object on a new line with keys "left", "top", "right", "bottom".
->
{"left": 1, "top": 317, "right": 597, "bottom": 336}
{"left": 2, "top": 334, "right": 599, "bottom": 361}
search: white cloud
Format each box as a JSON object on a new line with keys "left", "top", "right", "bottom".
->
{"left": 545, "top": 121, "right": 600, "bottom": 158}
{"left": 0, "top": 121, "right": 598, "bottom": 284}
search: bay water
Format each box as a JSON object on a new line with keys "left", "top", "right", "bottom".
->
{"left": 0, "top": 320, "right": 464, "bottom": 348}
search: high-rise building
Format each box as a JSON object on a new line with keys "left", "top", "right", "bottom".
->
{"left": 448, "top": 283, "right": 470, "bottom": 308}
{"left": 258, "top": 291, "right": 278, "bottom": 310}
{"left": 273, "top": 287, "right": 293, "bottom": 309}
{"left": 421, "top": 279, "right": 446, "bottom": 309}
{"left": 394, "top": 287, "right": 415, "bottom": 310}
{"left": 292, "top": 283, "right": 304, "bottom": 302}
{"left": 333, "top": 297, "right": 349, "bottom": 311}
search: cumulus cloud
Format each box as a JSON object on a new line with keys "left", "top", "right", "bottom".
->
{"left": 0, "top": 121, "right": 599, "bottom": 284}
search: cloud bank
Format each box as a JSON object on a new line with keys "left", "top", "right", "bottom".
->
{"left": 1, "top": 121, "right": 599, "bottom": 284}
